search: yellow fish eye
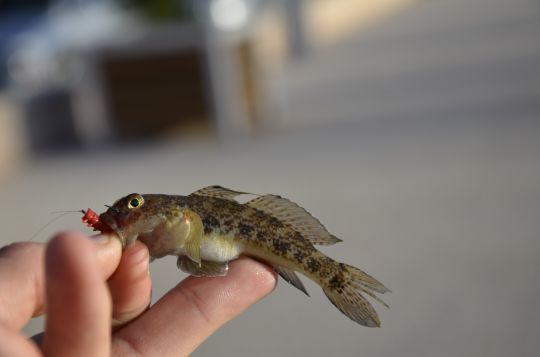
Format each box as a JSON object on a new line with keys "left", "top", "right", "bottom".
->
{"left": 127, "top": 194, "right": 144, "bottom": 209}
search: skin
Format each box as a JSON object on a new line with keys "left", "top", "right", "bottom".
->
{"left": 0, "top": 231, "right": 276, "bottom": 357}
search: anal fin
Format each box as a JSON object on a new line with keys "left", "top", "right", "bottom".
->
{"left": 274, "top": 266, "right": 309, "bottom": 296}
{"left": 177, "top": 256, "right": 229, "bottom": 277}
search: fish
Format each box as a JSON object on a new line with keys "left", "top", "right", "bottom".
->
{"left": 82, "top": 185, "right": 390, "bottom": 327}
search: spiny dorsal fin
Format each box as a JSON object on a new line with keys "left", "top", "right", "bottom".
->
{"left": 246, "top": 195, "right": 342, "bottom": 246}
{"left": 274, "top": 266, "right": 309, "bottom": 296}
{"left": 190, "top": 185, "right": 251, "bottom": 201}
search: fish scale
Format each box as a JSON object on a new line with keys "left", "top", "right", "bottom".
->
{"left": 83, "top": 186, "right": 390, "bottom": 327}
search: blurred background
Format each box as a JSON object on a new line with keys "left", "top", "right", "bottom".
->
{"left": 1, "top": 0, "right": 540, "bottom": 355}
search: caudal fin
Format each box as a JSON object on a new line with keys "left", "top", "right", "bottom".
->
{"left": 322, "top": 263, "right": 390, "bottom": 327}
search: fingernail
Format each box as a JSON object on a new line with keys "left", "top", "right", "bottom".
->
{"left": 129, "top": 244, "right": 149, "bottom": 265}
{"left": 127, "top": 245, "right": 150, "bottom": 278}
{"left": 92, "top": 234, "right": 111, "bottom": 244}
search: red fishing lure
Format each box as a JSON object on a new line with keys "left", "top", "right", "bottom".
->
{"left": 82, "top": 208, "right": 110, "bottom": 232}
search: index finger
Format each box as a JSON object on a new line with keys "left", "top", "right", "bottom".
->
{"left": 0, "top": 232, "right": 122, "bottom": 330}
{"left": 113, "top": 257, "right": 277, "bottom": 356}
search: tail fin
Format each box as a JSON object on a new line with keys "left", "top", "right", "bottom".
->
{"left": 322, "top": 262, "right": 390, "bottom": 327}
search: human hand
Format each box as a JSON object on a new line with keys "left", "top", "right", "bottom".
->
{"left": 0, "top": 231, "right": 276, "bottom": 356}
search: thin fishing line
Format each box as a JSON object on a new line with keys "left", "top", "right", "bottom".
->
{"left": 28, "top": 210, "right": 83, "bottom": 242}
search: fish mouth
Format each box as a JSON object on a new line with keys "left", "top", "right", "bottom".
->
{"left": 99, "top": 214, "right": 128, "bottom": 249}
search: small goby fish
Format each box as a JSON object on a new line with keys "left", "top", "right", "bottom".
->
{"left": 82, "top": 186, "right": 390, "bottom": 327}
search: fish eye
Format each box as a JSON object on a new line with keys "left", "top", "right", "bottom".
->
{"left": 127, "top": 194, "right": 144, "bottom": 209}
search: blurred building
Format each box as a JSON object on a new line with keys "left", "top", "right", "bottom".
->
{"left": 0, "top": 0, "right": 414, "bottom": 175}
{"left": 1, "top": 0, "right": 269, "bottom": 153}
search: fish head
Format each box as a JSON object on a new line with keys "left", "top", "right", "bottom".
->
{"left": 99, "top": 193, "right": 166, "bottom": 248}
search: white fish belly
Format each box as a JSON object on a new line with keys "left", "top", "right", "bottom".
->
{"left": 200, "top": 234, "right": 243, "bottom": 262}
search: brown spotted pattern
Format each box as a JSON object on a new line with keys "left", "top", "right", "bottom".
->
{"left": 97, "top": 192, "right": 389, "bottom": 327}
{"left": 181, "top": 195, "right": 334, "bottom": 276}
{"left": 101, "top": 193, "right": 362, "bottom": 292}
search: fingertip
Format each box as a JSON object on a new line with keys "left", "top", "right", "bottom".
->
{"left": 47, "top": 231, "right": 123, "bottom": 280}
{"left": 48, "top": 230, "right": 89, "bottom": 250}
{"left": 0, "top": 241, "right": 43, "bottom": 259}
{"left": 44, "top": 231, "right": 112, "bottom": 356}
{"left": 0, "top": 242, "right": 47, "bottom": 329}
{"left": 229, "top": 257, "right": 278, "bottom": 296}
{"left": 46, "top": 231, "right": 96, "bottom": 284}
{"left": 108, "top": 241, "right": 152, "bottom": 327}
{"left": 0, "top": 324, "right": 41, "bottom": 356}
{"left": 112, "top": 241, "right": 150, "bottom": 286}
{"left": 122, "top": 241, "right": 150, "bottom": 268}
{"left": 93, "top": 233, "right": 123, "bottom": 276}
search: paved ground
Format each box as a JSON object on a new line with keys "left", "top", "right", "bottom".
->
{"left": 1, "top": 0, "right": 539, "bottom": 356}
{"left": 281, "top": 0, "right": 540, "bottom": 129}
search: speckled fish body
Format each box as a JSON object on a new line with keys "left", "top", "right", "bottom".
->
{"left": 96, "top": 186, "right": 389, "bottom": 327}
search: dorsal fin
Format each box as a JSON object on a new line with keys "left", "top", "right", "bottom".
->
{"left": 190, "top": 185, "right": 251, "bottom": 201}
{"left": 246, "top": 195, "right": 342, "bottom": 246}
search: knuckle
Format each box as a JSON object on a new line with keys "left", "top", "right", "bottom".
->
{"left": 112, "top": 335, "right": 145, "bottom": 357}
{"left": 177, "top": 285, "right": 213, "bottom": 324}
{"left": 0, "top": 242, "right": 42, "bottom": 260}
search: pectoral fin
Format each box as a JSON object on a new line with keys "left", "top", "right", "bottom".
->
{"left": 177, "top": 256, "right": 229, "bottom": 277}
{"left": 274, "top": 266, "right": 309, "bottom": 296}
{"left": 181, "top": 210, "right": 205, "bottom": 266}
{"left": 185, "top": 240, "right": 202, "bottom": 266}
